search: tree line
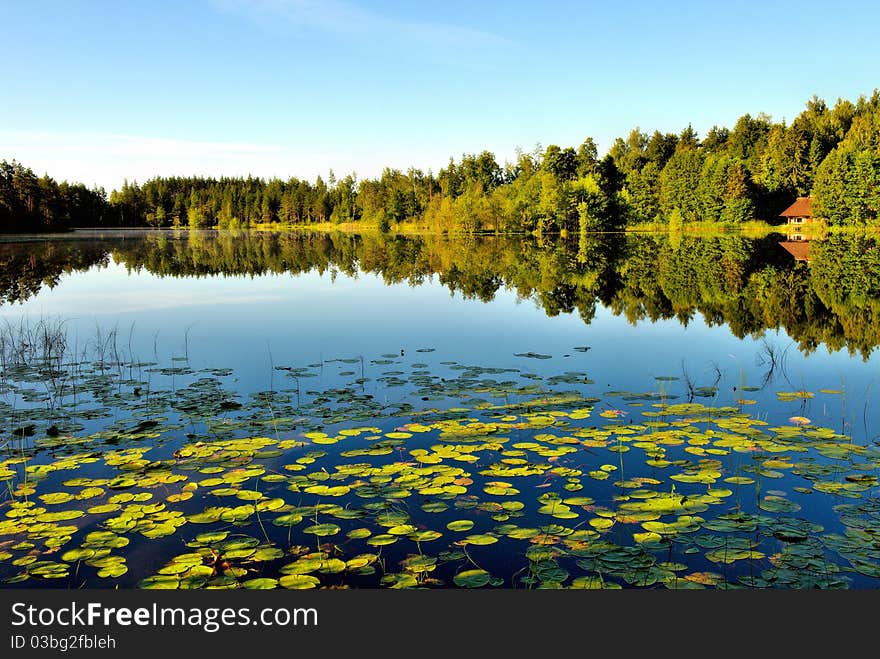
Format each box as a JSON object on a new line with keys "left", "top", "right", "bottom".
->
{"left": 2, "top": 90, "right": 878, "bottom": 233}
{"left": 0, "top": 161, "right": 107, "bottom": 233}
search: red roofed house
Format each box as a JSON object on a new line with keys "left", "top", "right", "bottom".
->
{"left": 780, "top": 196, "right": 814, "bottom": 228}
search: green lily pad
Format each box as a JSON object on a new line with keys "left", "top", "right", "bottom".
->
{"left": 453, "top": 569, "right": 491, "bottom": 587}
{"left": 447, "top": 520, "right": 475, "bottom": 532}
{"left": 279, "top": 574, "right": 321, "bottom": 589}
{"left": 463, "top": 534, "right": 498, "bottom": 546}
{"left": 242, "top": 578, "right": 278, "bottom": 590}
{"left": 303, "top": 523, "right": 341, "bottom": 537}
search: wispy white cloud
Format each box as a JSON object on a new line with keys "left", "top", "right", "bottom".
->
{"left": 0, "top": 131, "right": 285, "bottom": 191}
{"left": 0, "top": 131, "right": 284, "bottom": 160}
{"left": 0, "top": 130, "right": 464, "bottom": 192}
{"left": 213, "top": 0, "right": 509, "bottom": 48}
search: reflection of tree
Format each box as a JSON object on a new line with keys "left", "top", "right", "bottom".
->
{"left": 809, "top": 235, "right": 880, "bottom": 356}
{"left": 3, "top": 229, "right": 879, "bottom": 358}
{"left": 0, "top": 240, "right": 111, "bottom": 305}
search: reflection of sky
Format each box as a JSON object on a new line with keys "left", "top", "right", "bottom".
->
{"left": 3, "top": 259, "right": 879, "bottom": 443}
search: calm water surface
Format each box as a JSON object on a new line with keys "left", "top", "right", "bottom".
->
{"left": 1, "top": 230, "right": 878, "bottom": 589}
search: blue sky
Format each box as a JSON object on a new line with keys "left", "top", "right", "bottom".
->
{"left": 1, "top": 0, "right": 878, "bottom": 192}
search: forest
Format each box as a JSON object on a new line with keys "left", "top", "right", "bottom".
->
{"left": 2, "top": 90, "right": 878, "bottom": 234}
{"left": 0, "top": 160, "right": 107, "bottom": 233}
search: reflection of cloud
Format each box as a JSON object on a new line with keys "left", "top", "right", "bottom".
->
{"left": 0, "top": 292, "right": 286, "bottom": 315}
{"left": 214, "top": 0, "right": 508, "bottom": 47}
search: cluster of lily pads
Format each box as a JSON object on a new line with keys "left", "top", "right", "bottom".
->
{"left": 1, "top": 346, "right": 879, "bottom": 589}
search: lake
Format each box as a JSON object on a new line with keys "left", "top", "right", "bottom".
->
{"left": 1, "top": 229, "right": 879, "bottom": 589}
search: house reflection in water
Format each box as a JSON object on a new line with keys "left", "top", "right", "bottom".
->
{"left": 779, "top": 235, "right": 812, "bottom": 262}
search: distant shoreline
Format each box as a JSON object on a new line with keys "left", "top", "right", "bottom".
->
{"left": 6, "top": 220, "right": 880, "bottom": 241}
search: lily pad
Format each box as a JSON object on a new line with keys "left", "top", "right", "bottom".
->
{"left": 453, "top": 569, "right": 491, "bottom": 588}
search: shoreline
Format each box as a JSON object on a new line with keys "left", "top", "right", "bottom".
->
{"left": 6, "top": 220, "right": 880, "bottom": 240}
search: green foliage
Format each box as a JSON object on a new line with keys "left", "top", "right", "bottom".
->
{"left": 542, "top": 145, "right": 579, "bottom": 181}
{"left": 625, "top": 161, "right": 661, "bottom": 223}
{"left": 660, "top": 149, "right": 704, "bottom": 222}
{"left": 697, "top": 155, "right": 755, "bottom": 223}
{"left": 813, "top": 146, "right": 880, "bottom": 225}
{"left": 0, "top": 160, "right": 106, "bottom": 232}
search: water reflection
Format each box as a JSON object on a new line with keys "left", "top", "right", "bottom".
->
{"left": 1, "top": 229, "right": 878, "bottom": 357}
